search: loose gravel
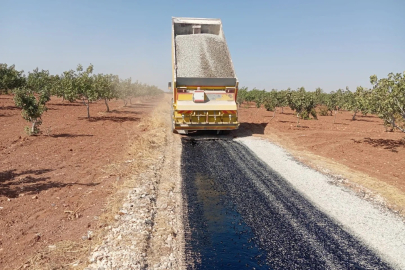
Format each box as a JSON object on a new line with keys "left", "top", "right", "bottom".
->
{"left": 237, "top": 137, "right": 405, "bottom": 269}
{"left": 175, "top": 34, "right": 234, "bottom": 78}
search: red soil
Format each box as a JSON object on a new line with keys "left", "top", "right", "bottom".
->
{"left": 1, "top": 96, "right": 404, "bottom": 268}
{"left": 237, "top": 104, "right": 405, "bottom": 192}
{"left": 0, "top": 95, "right": 161, "bottom": 269}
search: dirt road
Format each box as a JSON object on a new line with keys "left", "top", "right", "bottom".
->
{"left": 181, "top": 137, "right": 405, "bottom": 269}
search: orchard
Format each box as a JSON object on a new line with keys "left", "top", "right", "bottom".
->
{"left": 0, "top": 63, "right": 163, "bottom": 135}
{"left": 237, "top": 72, "right": 405, "bottom": 132}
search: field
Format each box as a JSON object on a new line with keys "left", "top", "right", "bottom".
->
{"left": 0, "top": 94, "right": 162, "bottom": 269}
{"left": 1, "top": 94, "right": 405, "bottom": 268}
{"left": 237, "top": 103, "right": 405, "bottom": 211}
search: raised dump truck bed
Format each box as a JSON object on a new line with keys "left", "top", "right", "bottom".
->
{"left": 171, "top": 17, "right": 239, "bottom": 133}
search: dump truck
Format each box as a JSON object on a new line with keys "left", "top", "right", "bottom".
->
{"left": 170, "top": 17, "right": 239, "bottom": 134}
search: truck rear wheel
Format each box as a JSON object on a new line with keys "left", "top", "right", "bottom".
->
{"left": 171, "top": 103, "right": 177, "bottom": 134}
{"left": 217, "top": 130, "right": 230, "bottom": 135}
{"left": 171, "top": 121, "right": 177, "bottom": 134}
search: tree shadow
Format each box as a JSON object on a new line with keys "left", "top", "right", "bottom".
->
{"left": 0, "top": 169, "right": 53, "bottom": 183}
{"left": 110, "top": 110, "right": 140, "bottom": 115}
{"left": 51, "top": 133, "right": 94, "bottom": 138}
{"left": 349, "top": 118, "right": 378, "bottom": 123}
{"left": 78, "top": 116, "right": 140, "bottom": 123}
{"left": 125, "top": 104, "right": 154, "bottom": 109}
{"left": 231, "top": 122, "right": 268, "bottom": 137}
{"left": 0, "top": 106, "right": 20, "bottom": 110}
{"left": 279, "top": 112, "right": 295, "bottom": 116}
{"left": 277, "top": 120, "right": 296, "bottom": 123}
{"left": 52, "top": 102, "right": 83, "bottom": 107}
{"left": 0, "top": 168, "right": 99, "bottom": 198}
{"left": 292, "top": 125, "right": 310, "bottom": 129}
{"left": 359, "top": 137, "right": 405, "bottom": 153}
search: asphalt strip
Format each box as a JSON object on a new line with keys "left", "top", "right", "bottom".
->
{"left": 236, "top": 137, "right": 405, "bottom": 269}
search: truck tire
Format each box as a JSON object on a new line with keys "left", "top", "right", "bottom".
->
{"left": 171, "top": 100, "right": 177, "bottom": 134}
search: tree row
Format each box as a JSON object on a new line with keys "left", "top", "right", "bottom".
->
{"left": 237, "top": 72, "right": 405, "bottom": 132}
{"left": 0, "top": 63, "right": 164, "bottom": 134}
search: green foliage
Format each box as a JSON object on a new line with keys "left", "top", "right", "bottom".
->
{"left": 369, "top": 72, "right": 405, "bottom": 132}
{"left": 343, "top": 86, "right": 371, "bottom": 120}
{"left": 14, "top": 88, "right": 50, "bottom": 135}
{"left": 115, "top": 78, "right": 163, "bottom": 107}
{"left": 263, "top": 90, "right": 277, "bottom": 111}
{"left": 314, "top": 87, "right": 324, "bottom": 105}
{"left": 76, "top": 64, "right": 98, "bottom": 117}
{"left": 94, "top": 74, "right": 119, "bottom": 112}
{"left": 0, "top": 64, "right": 26, "bottom": 93}
{"left": 3, "top": 62, "right": 163, "bottom": 135}
{"left": 252, "top": 88, "right": 266, "bottom": 108}
{"left": 286, "top": 87, "right": 317, "bottom": 125}
{"left": 117, "top": 77, "right": 132, "bottom": 106}
{"left": 236, "top": 86, "right": 248, "bottom": 105}
{"left": 318, "top": 105, "right": 329, "bottom": 116}
{"left": 13, "top": 68, "right": 53, "bottom": 134}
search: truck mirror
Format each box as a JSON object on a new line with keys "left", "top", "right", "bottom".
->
{"left": 168, "top": 82, "right": 172, "bottom": 90}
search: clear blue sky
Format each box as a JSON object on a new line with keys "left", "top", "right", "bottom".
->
{"left": 1, "top": 0, "right": 404, "bottom": 92}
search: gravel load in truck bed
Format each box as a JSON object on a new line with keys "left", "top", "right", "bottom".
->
{"left": 175, "top": 34, "right": 235, "bottom": 78}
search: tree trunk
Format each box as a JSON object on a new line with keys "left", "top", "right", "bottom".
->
{"left": 390, "top": 117, "right": 396, "bottom": 132}
{"left": 352, "top": 110, "right": 357, "bottom": 121}
{"left": 105, "top": 98, "right": 110, "bottom": 112}
{"left": 281, "top": 107, "right": 284, "bottom": 114}
{"left": 333, "top": 110, "right": 337, "bottom": 124}
{"left": 31, "top": 120, "right": 36, "bottom": 134}
{"left": 85, "top": 100, "right": 90, "bottom": 118}
{"left": 296, "top": 113, "right": 300, "bottom": 127}
{"left": 270, "top": 109, "right": 276, "bottom": 121}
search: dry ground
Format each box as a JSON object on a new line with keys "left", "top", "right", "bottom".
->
{"left": 0, "top": 94, "right": 163, "bottom": 269}
{"left": 236, "top": 103, "right": 405, "bottom": 214}
{"left": 2, "top": 94, "right": 405, "bottom": 268}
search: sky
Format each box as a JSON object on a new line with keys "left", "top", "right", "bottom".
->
{"left": 1, "top": 0, "right": 404, "bottom": 92}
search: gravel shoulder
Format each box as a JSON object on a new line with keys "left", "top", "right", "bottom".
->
{"left": 85, "top": 97, "right": 185, "bottom": 270}
{"left": 147, "top": 126, "right": 185, "bottom": 269}
{"left": 237, "top": 136, "right": 405, "bottom": 269}
{"left": 237, "top": 105, "right": 405, "bottom": 214}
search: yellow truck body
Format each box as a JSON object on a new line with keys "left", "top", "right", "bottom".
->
{"left": 171, "top": 17, "right": 239, "bottom": 134}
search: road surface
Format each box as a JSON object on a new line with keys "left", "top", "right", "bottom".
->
{"left": 181, "top": 137, "right": 403, "bottom": 269}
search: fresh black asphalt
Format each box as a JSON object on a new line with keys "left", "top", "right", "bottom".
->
{"left": 181, "top": 138, "right": 392, "bottom": 270}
